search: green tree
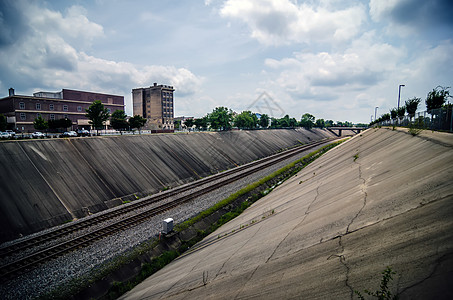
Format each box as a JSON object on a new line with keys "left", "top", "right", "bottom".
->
{"left": 279, "top": 115, "right": 291, "bottom": 127}
{"left": 300, "top": 113, "right": 315, "bottom": 129}
{"left": 397, "top": 106, "right": 406, "bottom": 119}
{"left": 405, "top": 97, "right": 421, "bottom": 119}
{"left": 47, "top": 118, "right": 72, "bottom": 130}
{"left": 86, "top": 100, "right": 110, "bottom": 134}
{"left": 110, "top": 110, "right": 128, "bottom": 134}
{"left": 270, "top": 117, "right": 280, "bottom": 128}
{"left": 184, "top": 118, "right": 194, "bottom": 130}
{"left": 0, "top": 114, "right": 7, "bottom": 131}
{"left": 174, "top": 120, "right": 181, "bottom": 130}
{"left": 129, "top": 115, "right": 147, "bottom": 134}
{"left": 381, "top": 113, "right": 391, "bottom": 121}
{"left": 289, "top": 117, "right": 298, "bottom": 128}
{"left": 233, "top": 112, "right": 249, "bottom": 129}
{"left": 355, "top": 123, "right": 369, "bottom": 127}
{"left": 325, "top": 120, "right": 334, "bottom": 127}
{"left": 33, "top": 115, "right": 48, "bottom": 131}
{"left": 233, "top": 111, "right": 258, "bottom": 129}
{"left": 259, "top": 114, "right": 269, "bottom": 128}
{"left": 315, "top": 119, "right": 325, "bottom": 128}
{"left": 194, "top": 117, "right": 208, "bottom": 131}
{"left": 390, "top": 108, "right": 397, "bottom": 120}
{"left": 60, "top": 118, "right": 72, "bottom": 130}
{"left": 208, "top": 107, "right": 232, "bottom": 131}
{"left": 426, "top": 86, "right": 450, "bottom": 112}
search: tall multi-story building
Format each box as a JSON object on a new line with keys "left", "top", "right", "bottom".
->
{"left": 0, "top": 88, "right": 124, "bottom": 132}
{"left": 132, "top": 83, "right": 175, "bottom": 132}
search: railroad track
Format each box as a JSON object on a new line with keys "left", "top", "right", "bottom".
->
{"left": 0, "top": 138, "right": 335, "bottom": 281}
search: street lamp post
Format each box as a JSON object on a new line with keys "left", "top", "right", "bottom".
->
{"left": 375, "top": 106, "right": 379, "bottom": 122}
{"left": 397, "top": 84, "right": 405, "bottom": 110}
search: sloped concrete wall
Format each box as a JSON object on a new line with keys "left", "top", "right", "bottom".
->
{"left": 0, "top": 128, "right": 335, "bottom": 242}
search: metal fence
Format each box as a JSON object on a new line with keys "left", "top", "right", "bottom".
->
{"left": 378, "top": 107, "right": 453, "bottom": 132}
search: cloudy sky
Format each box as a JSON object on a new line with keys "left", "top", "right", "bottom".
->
{"left": 1, "top": 0, "right": 452, "bottom": 123}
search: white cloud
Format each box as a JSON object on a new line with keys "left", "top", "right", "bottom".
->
{"left": 0, "top": 1, "right": 203, "bottom": 115}
{"left": 28, "top": 4, "right": 104, "bottom": 49}
{"left": 220, "top": 0, "right": 366, "bottom": 45}
{"left": 264, "top": 34, "right": 405, "bottom": 100}
{"left": 369, "top": 0, "right": 398, "bottom": 21}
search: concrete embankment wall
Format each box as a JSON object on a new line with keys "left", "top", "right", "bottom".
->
{"left": 0, "top": 128, "right": 336, "bottom": 243}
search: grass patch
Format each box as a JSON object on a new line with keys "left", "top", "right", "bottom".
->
{"left": 104, "top": 250, "right": 180, "bottom": 300}
{"left": 408, "top": 121, "right": 424, "bottom": 136}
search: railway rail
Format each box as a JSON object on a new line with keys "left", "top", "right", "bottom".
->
{"left": 0, "top": 138, "right": 336, "bottom": 281}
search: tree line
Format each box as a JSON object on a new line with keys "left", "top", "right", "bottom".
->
{"left": 181, "top": 107, "right": 355, "bottom": 131}
{"left": 31, "top": 100, "right": 147, "bottom": 134}
{"left": 371, "top": 85, "right": 451, "bottom": 125}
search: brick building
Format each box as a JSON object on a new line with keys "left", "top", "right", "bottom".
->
{"left": 0, "top": 88, "right": 124, "bottom": 132}
{"left": 132, "top": 83, "right": 174, "bottom": 132}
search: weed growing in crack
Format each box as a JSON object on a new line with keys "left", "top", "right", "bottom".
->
{"left": 353, "top": 153, "right": 359, "bottom": 162}
{"left": 355, "top": 266, "right": 399, "bottom": 300}
{"left": 408, "top": 122, "right": 423, "bottom": 136}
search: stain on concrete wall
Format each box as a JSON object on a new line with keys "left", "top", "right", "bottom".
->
{"left": 0, "top": 129, "right": 336, "bottom": 242}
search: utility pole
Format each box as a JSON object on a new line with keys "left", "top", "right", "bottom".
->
{"left": 397, "top": 84, "right": 405, "bottom": 110}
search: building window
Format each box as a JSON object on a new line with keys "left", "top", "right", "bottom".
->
{"left": 37, "top": 113, "right": 41, "bottom": 118}
{"left": 36, "top": 103, "right": 41, "bottom": 110}
{"left": 63, "top": 105, "right": 68, "bottom": 111}
{"left": 19, "top": 102, "right": 25, "bottom": 109}
{"left": 77, "top": 106, "right": 82, "bottom": 112}
{"left": 64, "top": 114, "right": 68, "bottom": 119}
{"left": 49, "top": 104, "right": 54, "bottom": 110}
{"left": 50, "top": 114, "right": 55, "bottom": 120}
{"left": 20, "top": 113, "right": 26, "bottom": 120}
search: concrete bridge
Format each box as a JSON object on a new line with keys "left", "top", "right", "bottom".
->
{"left": 327, "top": 126, "right": 366, "bottom": 136}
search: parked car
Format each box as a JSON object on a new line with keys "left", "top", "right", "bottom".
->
{"left": 32, "top": 132, "right": 45, "bottom": 138}
{"left": 0, "top": 132, "right": 11, "bottom": 139}
{"left": 78, "top": 129, "right": 90, "bottom": 137}
{"left": 5, "top": 130, "right": 16, "bottom": 137}
{"left": 62, "top": 131, "right": 77, "bottom": 137}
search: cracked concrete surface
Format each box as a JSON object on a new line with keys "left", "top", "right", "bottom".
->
{"left": 121, "top": 128, "right": 453, "bottom": 300}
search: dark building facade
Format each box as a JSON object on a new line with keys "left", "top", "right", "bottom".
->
{"left": 0, "top": 88, "right": 124, "bottom": 132}
{"left": 132, "top": 83, "right": 174, "bottom": 132}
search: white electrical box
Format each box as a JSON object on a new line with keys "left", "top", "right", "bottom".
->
{"left": 162, "top": 218, "right": 174, "bottom": 234}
